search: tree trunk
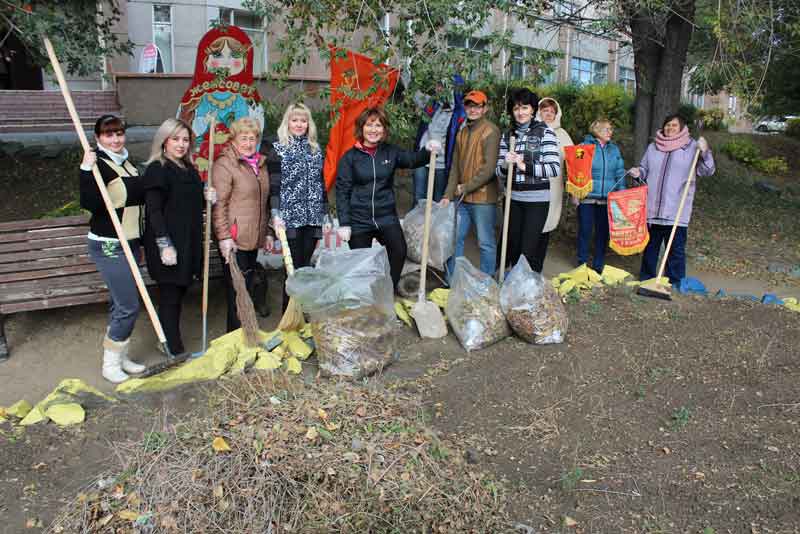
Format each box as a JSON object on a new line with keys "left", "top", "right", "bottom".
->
{"left": 630, "top": 0, "right": 696, "bottom": 160}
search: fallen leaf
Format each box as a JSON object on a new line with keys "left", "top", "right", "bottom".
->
{"left": 213, "top": 484, "right": 224, "bottom": 499}
{"left": 355, "top": 405, "right": 367, "bottom": 418}
{"left": 212, "top": 437, "right": 231, "bottom": 453}
{"left": 662, "top": 447, "right": 672, "bottom": 455}
{"left": 97, "top": 515, "right": 114, "bottom": 527}
{"left": 25, "top": 518, "right": 43, "bottom": 528}
{"left": 305, "top": 426, "right": 319, "bottom": 441}
{"left": 343, "top": 452, "right": 359, "bottom": 462}
{"left": 318, "top": 408, "right": 329, "bottom": 421}
{"left": 564, "top": 515, "right": 578, "bottom": 527}
{"left": 694, "top": 472, "right": 706, "bottom": 480}
{"left": 118, "top": 510, "right": 139, "bottom": 521}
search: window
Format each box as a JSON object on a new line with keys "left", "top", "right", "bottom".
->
{"left": 447, "top": 35, "right": 491, "bottom": 79}
{"left": 218, "top": 8, "right": 267, "bottom": 75}
{"left": 509, "top": 47, "right": 559, "bottom": 83}
{"left": 553, "top": 0, "right": 578, "bottom": 17}
{"left": 152, "top": 4, "right": 173, "bottom": 72}
{"left": 618, "top": 66, "right": 635, "bottom": 93}
{"left": 570, "top": 57, "right": 607, "bottom": 85}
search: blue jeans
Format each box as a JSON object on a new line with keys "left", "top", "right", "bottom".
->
{"left": 88, "top": 238, "right": 142, "bottom": 342}
{"left": 576, "top": 203, "right": 610, "bottom": 272}
{"left": 413, "top": 166, "right": 448, "bottom": 204}
{"left": 640, "top": 224, "right": 688, "bottom": 284}
{"left": 447, "top": 202, "right": 497, "bottom": 277}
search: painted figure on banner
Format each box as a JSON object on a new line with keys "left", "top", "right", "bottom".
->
{"left": 177, "top": 25, "right": 264, "bottom": 180}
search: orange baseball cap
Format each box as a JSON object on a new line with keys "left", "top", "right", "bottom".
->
{"left": 464, "top": 90, "right": 488, "bottom": 105}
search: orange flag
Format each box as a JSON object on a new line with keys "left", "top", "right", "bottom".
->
{"left": 564, "top": 144, "right": 595, "bottom": 200}
{"left": 323, "top": 47, "right": 400, "bottom": 191}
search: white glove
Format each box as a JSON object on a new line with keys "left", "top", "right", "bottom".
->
{"left": 425, "top": 139, "right": 443, "bottom": 153}
{"left": 263, "top": 235, "right": 274, "bottom": 251}
{"left": 697, "top": 136, "right": 709, "bottom": 153}
{"left": 504, "top": 151, "right": 521, "bottom": 165}
{"left": 570, "top": 195, "right": 580, "bottom": 207}
{"left": 272, "top": 216, "right": 286, "bottom": 233}
{"left": 219, "top": 238, "right": 237, "bottom": 263}
{"left": 204, "top": 187, "right": 217, "bottom": 204}
{"left": 80, "top": 151, "right": 97, "bottom": 171}
{"left": 628, "top": 167, "right": 641, "bottom": 179}
{"left": 337, "top": 226, "right": 351, "bottom": 242}
{"left": 160, "top": 246, "right": 177, "bottom": 266}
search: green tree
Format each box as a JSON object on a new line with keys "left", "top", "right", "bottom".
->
{"left": 0, "top": 0, "right": 132, "bottom": 77}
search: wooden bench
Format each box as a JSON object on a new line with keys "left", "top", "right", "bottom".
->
{"left": 0, "top": 215, "right": 223, "bottom": 360}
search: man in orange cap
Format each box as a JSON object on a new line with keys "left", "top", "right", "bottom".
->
{"left": 443, "top": 90, "right": 501, "bottom": 276}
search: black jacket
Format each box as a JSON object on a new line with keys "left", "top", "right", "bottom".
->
{"left": 79, "top": 149, "right": 145, "bottom": 239}
{"left": 335, "top": 143, "right": 429, "bottom": 234}
{"left": 141, "top": 159, "right": 204, "bottom": 286}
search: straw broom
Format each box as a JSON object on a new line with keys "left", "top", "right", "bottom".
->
{"left": 228, "top": 259, "right": 260, "bottom": 346}
{"left": 276, "top": 226, "right": 306, "bottom": 331}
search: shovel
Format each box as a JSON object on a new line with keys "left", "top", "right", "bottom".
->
{"left": 410, "top": 151, "right": 448, "bottom": 339}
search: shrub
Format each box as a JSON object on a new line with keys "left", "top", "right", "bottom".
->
{"left": 541, "top": 83, "right": 633, "bottom": 140}
{"left": 786, "top": 118, "right": 800, "bottom": 139}
{"left": 698, "top": 108, "right": 724, "bottom": 131}
{"left": 753, "top": 156, "right": 789, "bottom": 175}
{"left": 721, "top": 138, "right": 760, "bottom": 165}
{"left": 677, "top": 103, "right": 698, "bottom": 129}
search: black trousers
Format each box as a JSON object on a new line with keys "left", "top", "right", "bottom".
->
{"left": 283, "top": 226, "right": 320, "bottom": 311}
{"left": 221, "top": 249, "right": 259, "bottom": 333}
{"left": 349, "top": 223, "right": 406, "bottom": 290}
{"left": 505, "top": 200, "right": 550, "bottom": 273}
{"left": 157, "top": 283, "right": 189, "bottom": 354}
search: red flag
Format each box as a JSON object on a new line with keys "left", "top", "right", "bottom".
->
{"left": 607, "top": 185, "right": 650, "bottom": 255}
{"left": 564, "top": 144, "right": 595, "bottom": 200}
{"left": 323, "top": 47, "right": 399, "bottom": 191}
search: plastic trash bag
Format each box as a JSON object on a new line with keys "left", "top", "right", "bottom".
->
{"left": 446, "top": 257, "right": 510, "bottom": 351}
{"left": 500, "top": 256, "right": 568, "bottom": 345}
{"left": 287, "top": 245, "right": 397, "bottom": 379}
{"left": 403, "top": 200, "right": 456, "bottom": 271}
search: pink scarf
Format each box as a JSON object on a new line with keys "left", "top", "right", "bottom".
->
{"left": 655, "top": 126, "right": 690, "bottom": 153}
{"left": 241, "top": 153, "right": 260, "bottom": 175}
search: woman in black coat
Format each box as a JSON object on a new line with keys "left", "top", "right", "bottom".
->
{"left": 335, "top": 107, "right": 438, "bottom": 289}
{"left": 142, "top": 118, "right": 204, "bottom": 355}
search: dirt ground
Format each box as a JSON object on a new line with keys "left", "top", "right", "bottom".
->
{"left": 2, "top": 137, "right": 800, "bottom": 532}
{"left": 2, "top": 289, "right": 799, "bottom": 533}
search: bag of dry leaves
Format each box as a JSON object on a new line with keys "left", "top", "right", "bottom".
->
{"left": 446, "top": 257, "right": 511, "bottom": 351}
{"left": 500, "top": 256, "right": 568, "bottom": 344}
{"left": 286, "top": 245, "right": 398, "bottom": 378}
{"left": 402, "top": 199, "right": 456, "bottom": 271}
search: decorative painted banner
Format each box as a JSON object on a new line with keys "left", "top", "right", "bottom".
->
{"left": 607, "top": 185, "right": 650, "bottom": 255}
{"left": 564, "top": 144, "right": 595, "bottom": 199}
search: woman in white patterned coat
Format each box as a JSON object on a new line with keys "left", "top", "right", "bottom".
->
{"left": 269, "top": 103, "right": 326, "bottom": 311}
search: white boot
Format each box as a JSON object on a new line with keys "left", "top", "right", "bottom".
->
{"left": 102, "top": 336, "right": 129, "bottom": 383}
{"left": 118, "top": 338, "right": 145, "bottom": 374}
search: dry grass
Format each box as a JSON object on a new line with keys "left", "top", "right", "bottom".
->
{"left": 48, "top": 373, "right": 510, "bottom": 533}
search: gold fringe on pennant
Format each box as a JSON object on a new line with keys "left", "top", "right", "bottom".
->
{"left": 566, "top": 178, "right": 593, "bottom": 200}
{"left": 609, "top": 234, "right": 650, "bottom": 256}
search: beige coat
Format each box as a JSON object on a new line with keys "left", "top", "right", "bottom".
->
{"left": 211, "top": 146, "right": 270, "bottom": 251}
{"left": 537, "top": 98, "right": 574, "bottom": 232}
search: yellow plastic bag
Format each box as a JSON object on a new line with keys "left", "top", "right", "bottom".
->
{"left": 601, "top": 265, "right": 632, "bottom": 286}
{"left": 20, "top": 379, "right": 114, "bottom": 426}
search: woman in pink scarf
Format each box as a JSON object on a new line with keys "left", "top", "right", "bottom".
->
{"left": 629, "top": 113, "right": 715, "bottom": 284}
{"left": 212, "top": 117, "right": 273, "bottom": 332}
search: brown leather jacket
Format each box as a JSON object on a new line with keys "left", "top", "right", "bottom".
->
{"left": 211, "top": 146, "right": 270, "bottom": 251}
{"left": 445, "top": 117, "right": 501, "bottom": 204}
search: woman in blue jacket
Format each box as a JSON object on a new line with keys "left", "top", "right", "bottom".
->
{"left": 572, "top": 118, "right": 626, "bottom": 272}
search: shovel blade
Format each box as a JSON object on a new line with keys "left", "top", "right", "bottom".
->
{"left": 411, "top": 300, "right": 448, "bottom": 339}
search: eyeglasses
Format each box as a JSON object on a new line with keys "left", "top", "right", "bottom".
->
{"left": 599, "top": 127, "right": 613, "bottom": 133}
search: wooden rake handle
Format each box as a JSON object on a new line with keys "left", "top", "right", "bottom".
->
{"left": 43, "top": 37, "right": 167, "bottom": 346}
{"left": 498, "top": 136, "right": 516, "bottom": 282}
{"left": 655, "top": 148, "right": 702, "bottom": 284}
{"left": 202, "top": 117, "right": 216, "bottom": 319}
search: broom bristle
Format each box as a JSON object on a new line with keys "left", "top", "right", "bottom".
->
{"left": 278, "top": 297, "right": 305, "bottom": 332}
{"left": 229, "top": 260, "right": 260, "bottom": 346}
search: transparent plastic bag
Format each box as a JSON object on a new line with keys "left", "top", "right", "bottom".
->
{"left": 446, "top": 257, "right": 510, "bottom": 351}
{"left": 286, "top": 245, "right": 397, "bottom": 378}
{"left": 500, "top": 256, "right": 568, "bottom": 344}
{"left": 403, "top": 200, "right": 456, "bottom": 271}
